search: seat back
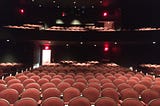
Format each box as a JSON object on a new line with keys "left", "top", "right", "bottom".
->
{"left": 14, "top": 98, "right": 38, "bottom": 106}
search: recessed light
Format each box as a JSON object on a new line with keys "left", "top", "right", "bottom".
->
{"left": 39, "top": 4, "right": 42, "bottom": 7}
{"left": 66, "top": 44, "right": 69, "bottom": 46}
{"left": 152, "top": 42, "right": 156, "bottom": 44}
{"left": 114, "top": 42, "right": 118, "bottom": 45}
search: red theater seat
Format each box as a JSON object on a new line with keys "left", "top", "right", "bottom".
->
{"left": 121, "top": 98, "right": 144, "bottom": 106}
{"left": 0, "top": 98, "right": 10, "bottom": 106}
{"left": 95, "top": 97, "right": 117, "bottom": 106}
{"left": 82, "top": 87, "right": 100, "bottom": 103}
{"left": 21, "top": 88, "right": 41, "bottom": 102}
{"left": 0, "top": 88, "right": 19, "bottom": 104}
{"left": 101, "top": 88, "right": 119, "bottom": 103}
{"left": 63, "top": 87, "right": 81, "bottom": 103}
{"left": 120, "top": 88, "right": 139, "bottom": 101}
{"left": 148, "top": 98, "right": 160, "bottom": 106}
{"left": 42, "top": 88, "right": 61, "bottom": 100}
{"left": 14, "top": 98, "right": 38, "bottom": 106}
{"left": 68, "top": 97, "right": 90, "bottom": 106}
{"left": 8, "top": 83, "right": 24, "bottom": 94}
{"left": 141, "top": 89, "right": 160, "bottom": 104}
{"left": 42, "top": 97, "right": 64, "bottom": 106}
{"left": 41, "top": 82, "right": 56, "bottom": 92}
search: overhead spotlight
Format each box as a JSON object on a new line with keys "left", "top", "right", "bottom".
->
{"left": 44, "top": 45, "right": 50, "bottom": 50}
{"left": 103, "top": 11, "right": 108, "bottom": 17}
{"left": 19, "top": 9, "right": 25, "bottom": 15}
{"left": 39, "top": 4, "right": 42, "bottom": 7}
{"left": 66, "top": 44, "right": 69, "bottom": 47}
{"left": 152, "top": 42, "right": 156, "bottom": 44}
{"left": 94, "top": 44, "right": 97, "bottom": 47}
{"left": 104, "top": 47, "right": 109, "bottom": 52}
{"left": 114, "top": 42, "right": 118, "bottom": 45}
{"left": 71, "top": 19, "right": 81, "bottom": 25}
{"left": 6, "top": 40, "right": 10, "bottom": 42}
{"left": 104, "top": 43, "right": 109, "bottom": 52}
{"left": 80, "top": 42, "right": 83, "bottom": 45}
{"left": 56, "top": 19, "right": 64, "bottom": 25}
{"left": 62, "top": 12, "right": 66, "bottom": 17}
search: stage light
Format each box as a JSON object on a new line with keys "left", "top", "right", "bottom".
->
{"left": 103, "top": 11, "right": 108, "bottom": 17}
{"left": 44, "top": 45, "right": 50, "bottom": 50}
{"left": 19, "top": 9, "right": 24, "bottom": 15}
{"left": 104, "top": 43, "right": 109, "bottom": 52}
{"left": 104, "top": 47, "right": 109, "bottom": 51}
{"left": 62, "top": 12, "right": 66, "bottom": 17}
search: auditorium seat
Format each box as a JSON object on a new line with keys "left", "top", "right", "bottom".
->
{"left": 117, "top": 83, "right": 131, "bottom": 92}
{"left": 0, "top": 98, "right": 10, "bottom": 106}
{"left": 120, "top": 88, "right": 139, "bottom": 100}
{"left": 87, "top": 82, "right": 101, "bottom": 91}
{"left": 148, "top": 98, "right": 160, "bottom": 106}
{"left": 0, "top": 84, "right": 7, "bottom": 92}
{"left": 14, "top": 98, "right": 38, "bottom": 106}
{"left": 72, "top": 82, "right": 86, "bottom": 92}
{"left": 0, "top": 79, "right": 6, "bottom": 85}
{"left": 139, "top": 80, "right": 152, "bottom": 88}
{"left": 42, "top": 97, "right": 64, "bottom": 106}
{"left": 17, "top": 75, "right": 28, "bottom": 82}
{"left": 64, "top": 75, "right": 74, "bottom": 79}
{"left": 8, "top": 83, "right": 24, "bottom": 94}
{"left": 21, "top": 88, "right": 41, "bottom": 102}
{"left": 133, "top": 84, "right": 147, "bottom": 95}
{"left": 107, "top": 76, "right": 116, "bottom": 82}
{"left": 23, "top": 79, "right": 36, "bottom": 86}
{"left": 7, "top": 79, "right": 21, "bottom": 86}
{"left": 68, "top": 97, "right": 90, "bottom": 106}
{"left": 63, "top": 78, "right": 75, "bottom": 85}
{"left": 42, "top": 75, "right": 52, "bottom": 81}
{"left": 26, "top": 73, "right": 36, "bottom": 78}
{"left": 113, "top": 79, "right": 125, "bottom": 87}
{"left": 42, "top": 88, "right": 61, "bottom": 100}
{"left": 30, "top": 75, "right": 40, "bottom": 82}
{"left": 88, "top": 78, "right": 100, "bottom": 84}
{"left": 41, "top": 82, "right": 56, "bottom": 92}
{"left": 101, "top": 83, "right": 117, "bottom": 90}
{"left": 50, "top": 78, "right": 62, "bottom": 86}
{"left": 57, "top": 82, "right": 71, "bottom": 92}
{"left": 53, "top": 75, "right": 63, "bottom": 80}
{"left": 15, "top": 73, "right": 24, "bottom": 78}
{"left": 100, "top": 79, "right": 112, "bottom": 85}
{"left": 63, "top": 87, "right": 81, "bottom": 103}
{"left": 76, "top": 78, "right": 87, "bottom": 85}
{"left": 25, "top": 83, "right": 41, "bottom": 90}
{"left": 37, "top": 78, "right": 49, "bottom": 86}
{"left": 121, "top": 98, "right": 144, "bottom": 106}
{"left": 48, "top": 72, "right": 56, "bottom": 77}
{"left": 101, "top": 88, "right": 119, "bottom": 103}
{"left": 127, "top": 80, "right": 138, "bottom": 87}
{"left": 141, "top": 89, "right": 160, "bottom": 104}
{"left": 0, "top": 88, "right": 19, "bottom": 104}
{"left": 82, "top": 87, "right": 100, "bottom": 103}
{"left": 38, "top": 73, "right": 46, "bottom": 78}
{"left": 4, "top": 76, "right": 16, "bottom": 82}
{"left": 95, "top": 97, "right": 118, "bottom": 106}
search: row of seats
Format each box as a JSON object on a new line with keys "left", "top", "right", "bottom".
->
{"left": 0, "top": 64, "right": 160, "bottom": 106}
{"left": 1, "top": 96, "right": 159, "bottom": 106}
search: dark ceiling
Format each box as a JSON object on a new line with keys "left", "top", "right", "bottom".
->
{"left": 0, "top": 0, "right": 160, "bottom": 28}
